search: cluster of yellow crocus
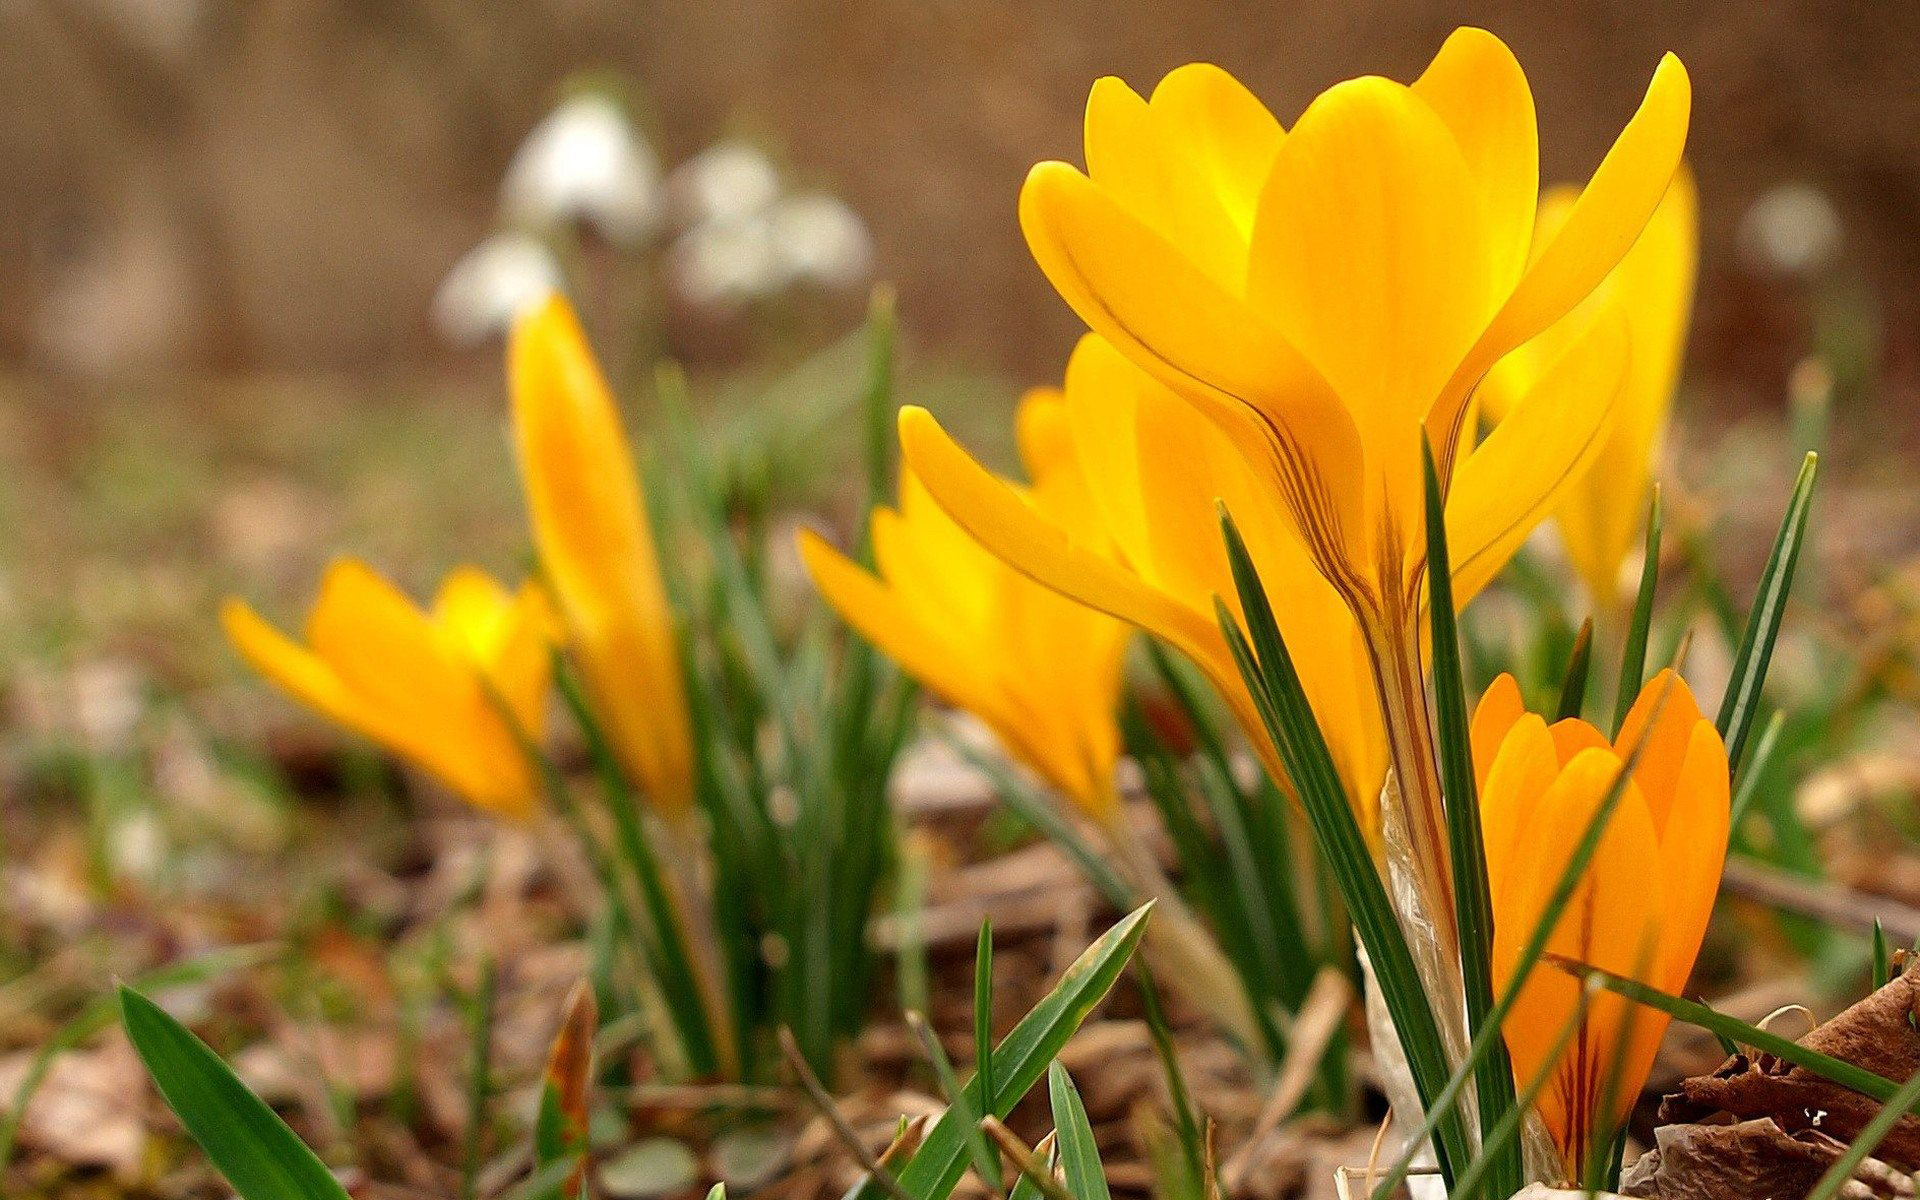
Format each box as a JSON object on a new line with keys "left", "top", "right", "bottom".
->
{"left": 222, "top": 561, "right": 554, "bottom": 818}
{"left": 1472, "top": 669, "right": 1729, "bottom": 1179}
{"left": 224, "top": 294, "right": 691, "bottom": 821}
{"left": 801, "top": 390, "right": 1130, "bottom": 821}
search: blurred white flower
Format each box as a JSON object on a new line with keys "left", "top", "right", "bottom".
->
{"left": 767, "top": 192, "right": 872, "bottom": 289}
{"left": 431, "top": 233, "right": 562, "bottom": 345}
{"left": 666, "top": 141, "right": 782, "bottom": 227}
{"left": 500, "top": 93, "right": 662, "bottom": 245}
{"left": 669, "top": 215, "right": 785, "bottom": 307}
{"left": 1739, "top": 182, "right": 1843, "bottom": 278}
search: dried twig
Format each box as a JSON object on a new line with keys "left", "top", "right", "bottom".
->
{"left": 1222, "top": 966, "right": 1355, "bottom": 1191}
{"left": 779, "top": 1027, "right": 917, "bottom": 1200}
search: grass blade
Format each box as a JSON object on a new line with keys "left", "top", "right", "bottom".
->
{"left": 907, "top": 1011, "right": 1004, "bottom": 1192}
{"left": 1421, "top": 441, "right": 1518, "bottom": 1196}
{"left": 1717, "top": 452, "right": 1818, "bottom": 771}
{"left": 120, "top": 987, "right": 353, "bottom": 1200}
{"left": 1049, "top": 1062, "right": 1111, "bottom": 1200}
{"left": 893, "top": 904, "right": 1153, "bottom": 1200}
{"left": 975, "top": 921, "right": 997, "bottom": 1137}
{"left": 533, "top": 982, "right": 597, "bottom": 1200}
{"left": 1556, "top": 618, "right": 1595, "bottom": 722}
{"left": 1612, "top": 488, "right": 1664, "bottom": 734}
{"left": 1215, "top": 506, "right": 1469, "bottom": 1186}
{"left": 1136, "top": 963, "right": 1205, "bottom": 1186}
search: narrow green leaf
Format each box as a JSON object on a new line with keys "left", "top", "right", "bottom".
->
{"left": 1214, "top": 507, "right": 1468, "bottom": 1186}
{"left": 1553, "top": 959, "right": 1902, "bottom": 1102}
{"left": 861, "top": 286, "right": 898, "bottom": 530}
{"left": 1729, "top": 709, "right": 1787, "bottom": 831}
{"left": 120, "top": 988, "right": 352, "bottom": 1200}
{"left": 1421, "top": 441, "right": 1518, "bottom": 1197}
{"left": 975, "top": 921, "right": 996, "bottom": 1133}
{"left": 1612, "top": 488, "right": 1664, "bottom": 735}
{"left": 893, "top": 904, "right": 1152, "bottom": 1200}
{"left": 1049, "top": 1062, "right": 1110, "bottom": 1200}
{"left": 1448, "top": 997, "right": 1588, "bottom": 1200}
{"left": 462, "top": 959, "right": 497, "bottom": 1200}
{"left": 1804, "top": 1067, "right": 1920, "bottom": 1200}
{"left": 907, "top": 1012, "right": 1003, "bottom": 1191}
{"left": 1007, "top": 1137, "right": 1059, "bottom": 1200}
{"left": 1874, "top": 920, "right": 1891, "bottom": 990}
{"left": 1135, "top": 963, "right": 1205, "bottom": 1186}
{"left": 1717, "top": 452, "right": 1819, "bottom": 770}
{"left": 1556, "top": 618, "right": 1595, "bottom": 722}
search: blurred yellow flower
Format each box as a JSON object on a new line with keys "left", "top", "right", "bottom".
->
{"left": 1471, "top": 669, "right": 1729, "bottom": 1179}
{"left": 222, "top": 561, "right": 553, "bottom": 818}
{"left": 1018, "top": 27, "right": 1690, "bottom": 616}
{"left": 802, "top": 390, "right": 1130, "bottom": 820}
{"left": 899, "top": 335, "right": 1387, "bottom": 824}
{"left": 1483, "top": 169, "right": 1699, "bottom": 611}
{"left": 510, "top": 294, "right": 695, "bottom": 817}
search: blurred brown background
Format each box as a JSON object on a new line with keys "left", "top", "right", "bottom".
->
{"left": 1, "top": 0, "right": 1915, "bottom": 404}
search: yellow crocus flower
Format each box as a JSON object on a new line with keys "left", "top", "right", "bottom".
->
{"left": 222, "top": 561, "right": 554, "bottom": 818}
{"left": 509, "top": 294, "right": 694, "bottom": 817}
{"left": 1483, "top": 169, "right": 1699, "bottom": 612}
{"left": 899, "top": 334, "right": 1388, "bottom": 825}
{"left": 801, "top": 391, "right": 1129, "bottom": 819}
{"left": 1016, "top": 28, "right": 1690, "bottom": 951}
{"left": 1018, "top": 27, "right": 1687, "bottom": 615}
{"left": 1471, "top": 669, "right": 1729, "bottom": 1180}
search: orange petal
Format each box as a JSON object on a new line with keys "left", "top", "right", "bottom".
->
{"left": 1614, "top": 667, "right": 1709, "bottom": 832}
{"left": 1470, "top": 672, "right": 1527, "bottom": 790}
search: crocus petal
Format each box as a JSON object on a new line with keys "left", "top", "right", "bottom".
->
{"left": 1494, "top": 746, "right": 1666, "bottom": 1169}
{"left": 1613, "top": 668, "right": 1709, "bottom": 832}
{"left": 1477, "top": 711, "right": 1557, "bottom": 905}
{"left": 1445, "top": 305, "right": 1631, "bottom": 605}
{"left": 1653, "top": 720, "right": 1730, "bottom": 989}
{"left": 1555, "top": 168, "right": 1698, "bottom": 603}
{"left": 510, "top": 293, "right": 693, "bottom": 815}
{"left": 1084, "top": 76, "right": 1248, "bottom": 288}
{"left": 1246, "top": 75, "right": 1495, "bottom": 534}
{"left": 1470, "top": 672, "right": 1528, "bottom": 791}
{"left": 1429, "top": 52, "right": 1691, "bottom": 459}
{"left": 307, "top": 559, "right": 470, "bottom": 721}
{"left": 1410, "top": 27, "right": 1539, "bottom": 294}
{"left": 1548, "top": 717, "right": 1611, "bottom": 765}
{"left": 1145, "top": 63, "right": 1285, "bottom": 236}
{"left": 1019, "top": 162, "right": 1368, "bottom": 555}
{"left": 798, "top": 528, "right": 1011, "bottom": 747}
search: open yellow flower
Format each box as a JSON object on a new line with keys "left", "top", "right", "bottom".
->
{"left": 1019, "top": 27, "right": 1687, "bottom": 615}
{"left": 800, "top": 391, "right": 1131, "bottom": 819}
{"left": 899, "top": 335, "right": 1387, "bottom": 826}
{"left": 1471, "top": 669, "right": 1729, "bottom": 1180}
{"left": 1483, "top": 168, "right": 1699, "bottom": 612}
{"left": 510, "top": 294, "right": 694, "bottom": 817}
{"left": 1018, "top": 28, "right": 1690, "bottom": 951}
{"left": 222, "top": 561, "right": 553, "bottom": 818}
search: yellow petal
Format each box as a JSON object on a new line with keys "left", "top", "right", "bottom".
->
{"left": 1019, "top": 162, "right": 1368, "bottom": 555}
{"left": 223, "top": 596, "right": 393, "bottom": 753}
{"left": 1652, "top": 719, "right": 1729, "bottom": 990}
{"left": 1613, "top": 668, "right": 1710, "bottom": 833}
{"left": 1470, "top": 672, "right": 1527, "bottom": 792}
{"left": 306, "top": 559, "right": 470, "bottom": 722}
{"left": 1245, "top": 75, "right": 1495, "bottom": 543}
{"left": 1476, "top": 710, "right": 1556, "bottom": 907}
{"left": 1556, "top": 167, "right": 1698, "bottom": 603}
{"left": 1445, "top": 304, "right": 1631, "bottom": 605}
{"left": 1429, "top": 52, "right": 1691, "bottom": 462}
{"left": 1410, "top": 27, "right": 1539, "bottom": 294}
{"left": 1084, "top": 76, "right": 1248, "bottom": 288}
{"left": 510, "top": 293, "right": 693, "bottom": 815}
{"left": 1145, "top": 63, "right": 1285, "bottom": 237}
{"left": 1493, "top": 746, "right": 1666, "bottom": 1171}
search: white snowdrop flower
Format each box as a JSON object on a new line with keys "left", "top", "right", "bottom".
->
{"left": 767, "top": 192, "right": 873, "bottom": 289}
{"left": 668, "top": 215, "right": 785, "bottom": 307}
{"left": 500, "top": 93, "right": 663, "bottom": 246}
{"left": 1739, "top": 182, "right": 1843, "bottom": 278}
{"left": 666, "top": 141, "right": 782, "bottom": 228}
{"left": 431, "top": 233, "right": 563, "bottom": 345}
